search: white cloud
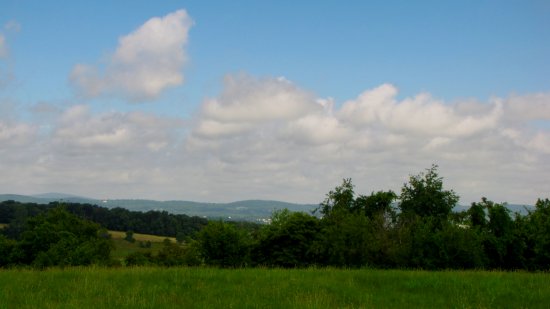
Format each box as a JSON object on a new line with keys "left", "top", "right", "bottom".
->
{"left": 1, "top": 70, "right": 549, "bottom": 205}
{"left": 339, "top": 84, "right": 503, "bottom": 137}
{"left": 70, "top": 9, "right": 193, "bottom": 102}
{"left": 53, "top": 105, "right": 181, "bottom": 152}
{"left": 202, "top": 74, "right": 320, "bottom": 122}
{"left": 185, "top": 76, "right": 550, "bottom": 204}
{"left": 285, "top": 113, "right": 351, "bottom": 145}
{"left": 0, "top": 121, "right": 36, "bottom": 145}
{"left": 193, "top": 74, "right": 322, "bottom": 138}
{"left": 502, "top": 93, "right": 550, "bottom": 124}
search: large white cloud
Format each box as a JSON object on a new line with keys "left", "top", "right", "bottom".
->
{"left": 53, "top": 104, "right": 181, "bottom": 153}
{"left": 70, "top": 9, "right": 193, "bottom": 102}
{"left": 339, "top": 84, "right": 503, "bottom": 137}
{"left": 1, "top": 70, "right": 549, "bottom": 204}
{"left": 0, "top": 121, "right": 36, "bottom": 146}
{"left": 185, "top": 75, "right": 550, "bottom": 204}
{"left": 193, "top": 74, "right": 322, "bottom": 139}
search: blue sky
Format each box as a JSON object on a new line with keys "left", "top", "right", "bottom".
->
{"left": 0, "top": 1, "right": 549, "bottom": 204}
{"left": 5, "top": 1, "right": 549, "bottom": 111}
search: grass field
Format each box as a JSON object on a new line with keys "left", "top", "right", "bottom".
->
{"left": 0, "top": 267, "right": 548, "bottom": 308}
{"left": 108, "top": 230, "right": 176, "bottom": 243}
{"left": 108, "top": 231, "right": 177, "bottom": 260}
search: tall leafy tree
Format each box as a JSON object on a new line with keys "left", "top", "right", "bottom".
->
{"left": 253, "top": 209, "right": 321, "bottom": 267}
{"left": 399, "top": 165, "right": 459, "bottom": 221}
{"left": 317, "top": 178, "right": 355, "bottom": 219}
{"left": 354, "top": 190, "right": 397, "bottom": 220}
{"left": 17, "top": 206, "right": 112, "bottom": 267}
{"left": 197, "top": 220, "right": 251, "bottom": 267}
{"left": 527, "top": 199, "right": 550, "bottom": 269}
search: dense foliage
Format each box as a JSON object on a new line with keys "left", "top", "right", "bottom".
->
{"left": 0, "top": 207, "right": 111, "bottom": 267}
{"left": 0, "top": 201, "right": 207, "bottom": 240}
{"left": 191, "top": 165, "right": 550, "bottom": 270}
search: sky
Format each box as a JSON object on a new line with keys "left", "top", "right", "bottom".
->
{"left": 0, "top": 1, "right": 549, "bottom": 205}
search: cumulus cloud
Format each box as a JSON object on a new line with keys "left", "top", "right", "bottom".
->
{"left": 0, "top": 102, "right": 187, "bottom": 197}
{"left": 1, "top": 68, "right": 549, "bottom": 204}
{"left": 339, "top": 84, "right": 503, "bottom": 137}
{"left": 185, "top": 75, "right": 550, "bottom": 204}
{"left": 0, "top": 121, "right": 36, "bottom": 146}
{"left": 53, "top": 105, "right": 181, "bottom": 153}
{"left": 70, "top": 9, "right": 193, "bottom": 102}
{"left": 502, "top": 93, "right": 550, "bottom": 124}
{"left": 193, "top": 74, "right": 322, "bottom": 138}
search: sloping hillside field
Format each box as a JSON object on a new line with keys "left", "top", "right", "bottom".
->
{"left": 0, "top": 267, "right": 548, "bottom": 308}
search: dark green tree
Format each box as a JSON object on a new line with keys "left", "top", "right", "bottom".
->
{"left": 17, "top": 206, "right": 112, "bottom": 268}
{"left": 124, "top": 230, "right": 135, "bottom": 243}
{"left": 317, "top": 178, "right": 355, "bottom": 219}
{"left": 526, "top": 199, "right": 550, "bottom": 269}
{"left": 468, "top": 198, "right": 489, "bottom": 228}
{"left": 399, "top": 165, "right": 459, "bottom": 221}
{"left": 354, "top": 190, "right": 397, "bottom": 220}
{"left": 0, "top": 234, "right": 17, "bottom": 267}
{"left": 197, "top": 220, "right": 251, "bottom": 267}
{"left": 253, "top": 209, "right": 321, "bottom": 267}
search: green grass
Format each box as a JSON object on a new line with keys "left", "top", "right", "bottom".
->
{"left": 0, "top": 267, "right": 548, "bottom": 308}
{"left": 108, "top": 230, "right": 176, "bottom": 243}
{"left": 108, "top": 231, "right": 176, "bottom": 261}
{"left": 109, "top": 237, "right": 169, "bottom": 261}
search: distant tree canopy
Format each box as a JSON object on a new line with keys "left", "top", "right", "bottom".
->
{"left": 0, "top": 201, "right": 207, "bottom": 239}
{"left": 1, "top": 206, "right": 112, "bottom": 267}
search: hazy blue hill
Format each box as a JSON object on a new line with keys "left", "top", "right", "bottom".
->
{"left": 99, "top": 199, "right": 318, "bottom": 220}
{"left": 1, "top": 193, "right": 533, "bottom": 220}
{"left": 0, "top": 194, "right": 317, "bottom": 221}
{"left": 0, "top": 193, "right": 98, "bottom": 205}
{"left": 454, "top": 203, "right": 533, "bottom": 215}
{"left": 0, "top": 194, "right": 47, "bottom": 204}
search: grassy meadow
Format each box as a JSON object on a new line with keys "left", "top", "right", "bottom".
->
{"left": 0, "top": 267, "right": 548, "bottom": 308}
{"left": 108, "top": 230, "right": 177, "bottom": 260}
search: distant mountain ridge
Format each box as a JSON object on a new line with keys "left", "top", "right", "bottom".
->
{"left": 0, "top": 193, "right": 533, "bottom": 221}
{"left": 0, "top": 193, "right": 318, "bottom": 221}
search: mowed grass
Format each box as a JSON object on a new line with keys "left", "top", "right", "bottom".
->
{"left": 108, "top": 230, "right": 176, "bottom": 243}
{"left": 0, "top": 268, "right": 548, "bottom": 309}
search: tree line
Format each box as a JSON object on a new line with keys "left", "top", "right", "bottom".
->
{"left": 189, "top": 165, "right": 550, "bottom": 270}
{"left": 1, "top": 165, "right": 549, "bottom": 270}
{"left": 0, "top": 201, "right": 207, "bottom": 241}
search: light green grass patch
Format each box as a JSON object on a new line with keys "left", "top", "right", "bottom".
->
{"left": 108, "top": 231, "right": 177, "bottom": 261}
{"left": 0, "top": 268, "right": 548, "bottom": 308}
{"left": 108, "top": 230, "right": 176, "bottom": 243}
